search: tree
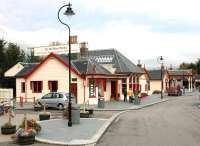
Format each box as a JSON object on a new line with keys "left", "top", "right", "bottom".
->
{"left": 0, "top": 39, "right": 6, "bottom": 87}
{"left": 25, "top": 48, "right": 41, "bottom": 63}
{"left": 5, "top": 42, "right": 26, "bottom": 69}
{"left": 196, "top": 59, "right": 200, "bottom": 74}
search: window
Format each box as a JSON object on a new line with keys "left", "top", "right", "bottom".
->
{"left": 48, "top": 81, "right": 58, "bottom": 92}
{"left": 89, "top": 79, "right": 96, "bottom": 98}
{"left": 21, "top": 82, "right": 25, "bottom": 93}
{"left": 42, "top": 93, "right": 52, "bottom": 99}
{"left": 30, "top": 81, "right": 43, "bottom": 93}
{"left": 98, "top": 82, "right": 104, "bottom": 97}
{"left": 72, "top": 78, "right": 77, "bottom": 82}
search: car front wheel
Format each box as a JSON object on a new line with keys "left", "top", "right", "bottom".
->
{"left": 57, "top": 104, "right": 64, "bottom": 110}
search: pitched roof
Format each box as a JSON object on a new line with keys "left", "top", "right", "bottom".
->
{"left": 72, "top": 59, "right": 111, "bottom": 75}
{"left": 15, "top": 63, "right": 39, "bottom": 77}
{"left": 88, "top": 49, "right": 144, "bottom": 74}
{"left": 58, "top": 54, "right": 111, "bottom": 75}
{"left": 15, "top": 53, "right": 111, "bottom": 78}
{"left": 149, "top": 70, "right": 165, "bottom": 80}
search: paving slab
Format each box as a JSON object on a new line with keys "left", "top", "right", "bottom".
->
{"left": 36, "top": 118, "right": 107, "bottom": 146}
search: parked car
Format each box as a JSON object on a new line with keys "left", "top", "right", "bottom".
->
{"left": 35, "top": 92, "right": 76, "bottom": 110}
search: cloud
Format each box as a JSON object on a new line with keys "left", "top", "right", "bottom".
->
{"left": 79, "top": 0, "right": 200, "bottom": 22}
{"left": 1, "top": 0, "right": 200, "bottom": 68}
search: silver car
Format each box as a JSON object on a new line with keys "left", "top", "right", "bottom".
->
{"left": 36, "top": 92, "right": 76, "bottom": 110}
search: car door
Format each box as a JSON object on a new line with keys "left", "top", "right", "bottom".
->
{"left": 40, "top": 93, "right": 52, "bottom": 106}
{"left": 49, "top": 93, "right": 59, "bottom": 108}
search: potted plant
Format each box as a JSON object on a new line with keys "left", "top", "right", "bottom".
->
{"left": 39, "top": 103, "right": 50, "bottom": 121}
{"left": 86, "top": 108, "right": 94, "bottom": 115}
{"left": 80, "top": 100, "right": 93, "bottom": 118}
{"left": 80, "top": 110, "right": 90, "bottom": 118}
{"left": 15, "top": 114, "right": 41, "bottom": 145}
{"left": 1, "top": 108, "right": 16, "bottom": 134}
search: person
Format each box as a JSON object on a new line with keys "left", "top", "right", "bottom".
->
{"left": 123, "top": 88, "right": 127, "bottom": 102}
{"left": 128, "top": 88, "right": 133, "bottom": 103}
{"left": 182, "top": 86, "right": 185, "bottom": 95}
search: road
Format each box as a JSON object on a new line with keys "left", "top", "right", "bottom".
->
{"left": 97, "top": 94, "right": 200, "bottom": 146}
{"left": 1, "top": 94, "right": 200, "bottom": 146}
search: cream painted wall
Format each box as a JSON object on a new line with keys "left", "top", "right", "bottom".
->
{"left": 16, "top": 78, "right": 25, "bottom": 101}
{"left": 105, "top": 79, "right": 111, "bottom": 101}
{"left": 118, "top": 79, "right": 123, "bottom": 100}
{"left": 139, "top": 74, "right": 148, "bottom": 94}
{"left": 16, "top": 57, "right": 84, "bottom": 103}
{"left": 149, "top": 80, "right": 161, "bottom": 94}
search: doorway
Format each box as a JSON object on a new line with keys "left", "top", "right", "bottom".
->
{"left": 111, "top": 80, "right": 119, "bottom": 100}
{"left": 70, "top": 83, "right": 77, "bottom": 103}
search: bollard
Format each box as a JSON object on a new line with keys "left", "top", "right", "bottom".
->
{"left": 33, "top": 97, "right": 36, "bottom": 105}
{"left": 20, "top": 96, "right": 23, "bottom": 107}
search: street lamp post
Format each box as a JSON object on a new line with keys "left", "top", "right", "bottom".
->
{"left": 157, "top": 56, "right": 164, "bottom": 99}
{"left": 57, "top": 3, "right": 75, "bottom": 127}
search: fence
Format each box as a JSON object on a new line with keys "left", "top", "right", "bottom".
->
{"left": 0, "top": 88, "right": 13, "bottom": 99}
{"left": 0, "top": 88, "right": 13, "bottom": 106}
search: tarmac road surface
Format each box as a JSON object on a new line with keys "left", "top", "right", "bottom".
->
{"left": 97, "top": 94, "right": 200, "bottom": 146}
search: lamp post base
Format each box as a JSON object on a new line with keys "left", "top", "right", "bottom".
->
{"left": 68, "top": 121, "right": 72, "bottom": 127}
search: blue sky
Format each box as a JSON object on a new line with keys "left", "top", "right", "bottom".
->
{"left": 1, "top": 0, "right": 200, "bottom": 68}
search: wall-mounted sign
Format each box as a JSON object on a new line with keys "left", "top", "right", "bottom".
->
{"left": 33, "top": 44, "right": 80, "bottom": 56}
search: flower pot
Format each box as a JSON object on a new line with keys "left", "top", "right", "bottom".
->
{"left": 1, "top": 125, "right": 16, "bottom": 135}
{"left": 39, "top": 114, "right": 50, "bottom": 121}
{"left": 80, "top": 111, "right": 90, "bottom": 118}
{"left": 17, "top": 134, "right": 35, "bottom": 145}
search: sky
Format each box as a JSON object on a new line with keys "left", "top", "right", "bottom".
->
{"left": 1, "top": 0, "right": 200, "bottom": 68}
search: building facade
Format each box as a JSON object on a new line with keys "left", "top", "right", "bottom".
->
{"left": 5, "top": 48, "right": 145, "bottom": 105}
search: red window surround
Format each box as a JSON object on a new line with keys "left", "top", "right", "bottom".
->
{"left": 30, "top": 81, "right": 43, "bottom": 93}
{"left": 48, "top": 81, "right": 58, "bottom": 92}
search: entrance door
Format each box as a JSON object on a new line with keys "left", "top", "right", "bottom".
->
{"left": 70, "top": 83, "right": 77, "bottom": 103}
{"left": 111, "top": 80, "right": 119, "bottom": 100}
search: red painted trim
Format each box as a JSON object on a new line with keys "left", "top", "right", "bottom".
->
{"left": 23, "top": 53, "right": 84, "bottom": 79}
{"left": 89, "top": 96, "right": 96, "bottom": 98}
{"left": 116, "top": 80, "right": 118, "bottom": 100}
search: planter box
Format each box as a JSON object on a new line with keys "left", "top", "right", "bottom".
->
{"left": 1, "top": 125, "right": 16, "bottom": 135}
{"left": 39, "top": 114, "right": 50, "bottom": 121}
{"left": 80, "top": 111, "right": 90, "bottom": 118}
{"left": 86, "top": 109, "right": 94, "bottom": 115}
{"left": 17, "top": 134, "right": 35, "bottom": 145}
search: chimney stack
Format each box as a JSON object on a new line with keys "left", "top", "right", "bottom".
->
{"left": 80, "top": 42, "right": 88, "bottom": 58}
{"left": 137, "top": 60, "right": 142, "bottom": 68}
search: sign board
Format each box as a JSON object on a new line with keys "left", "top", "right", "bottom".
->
{"left": 33, "top": 44, "right": 80, "bottom": 56}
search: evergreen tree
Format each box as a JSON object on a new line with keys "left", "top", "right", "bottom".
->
{"left": 196, "top": 59, "right": 200, "bottom": 74}
{"left": 0, "top": 39, "right": 6, "bottom": 87}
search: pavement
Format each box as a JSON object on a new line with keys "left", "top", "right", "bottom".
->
{"left": 35, "top": 94, "right": 170, "bottom": 146}
{"left": 0, "top": 93, "right": 177, "bottom": 146}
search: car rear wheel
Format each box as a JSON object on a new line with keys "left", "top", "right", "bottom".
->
{"left": 57, "top": 104, "right": 64, "bottom": 110}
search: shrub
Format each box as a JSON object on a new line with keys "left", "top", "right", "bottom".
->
{"left": 140, "top": 93, "right": 148, "bottom": 98}
{"left": 152, "top": 90, "right": 161, "bottom": 94}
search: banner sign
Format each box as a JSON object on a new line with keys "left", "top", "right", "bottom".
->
{"left": 33, "top": 44, "right": 79, "bottom": 56}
